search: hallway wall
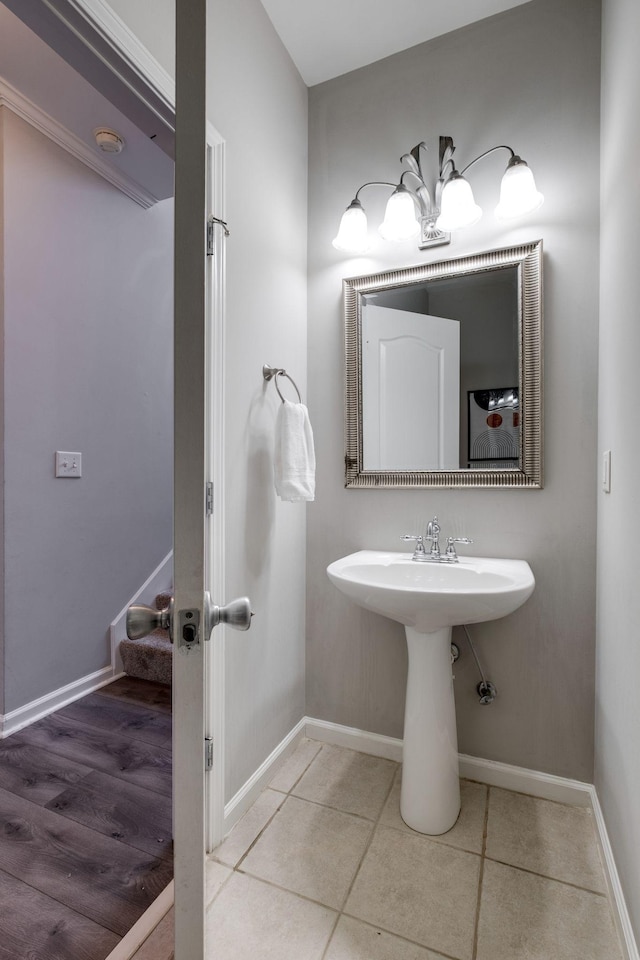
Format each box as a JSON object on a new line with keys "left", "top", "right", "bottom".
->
{"left": 0, "top": 106, "right": 173, "bottom": 714}
{"left": 597, "top": 0, "right": 640, "bottom": 942}
{"left": 307, "top": 0, "right": 601, "bottom": 782}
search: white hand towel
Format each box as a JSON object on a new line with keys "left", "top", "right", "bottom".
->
{"left": 274, "top": 399, "right": 316, "bottom": 502}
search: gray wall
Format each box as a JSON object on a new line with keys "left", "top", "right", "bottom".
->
{"left": 207, "top": 0, "right": 308, "bottom": 801}
{"left": 106, "top": 0, "right": 309, "bottom": 802}
{"left": 0, "top": 107, "right": 173, "bottom": 712}
{"left": 307, "top": 0, "right": 601, "bottom": 782}
{"left": 596, "top": 0, "right": 640, "bottom": 941}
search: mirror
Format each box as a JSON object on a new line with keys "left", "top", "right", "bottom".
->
{"left": 343, "top": 240, "right": 543, "bottom": 488}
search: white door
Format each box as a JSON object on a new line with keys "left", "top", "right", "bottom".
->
{"left": 172, "top": 3, "right": 249, "bottom": 956}
{"left": 362, "top": 305, "right": 460, "bottom": 470}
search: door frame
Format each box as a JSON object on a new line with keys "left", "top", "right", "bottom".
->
{"left": 205, "top": 130, "right": 227, "bottom": 853}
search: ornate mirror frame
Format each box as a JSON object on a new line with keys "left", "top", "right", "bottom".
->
{"left": 343, "top": 240, "right": 543, "bottom": 488}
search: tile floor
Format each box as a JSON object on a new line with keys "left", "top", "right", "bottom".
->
{"left": 203, "top": 739, "right": 625, "bottom": 960}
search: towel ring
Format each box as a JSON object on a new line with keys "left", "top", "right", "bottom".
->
{"left": 263, "top": 363, "right": 302, "bottom": 404}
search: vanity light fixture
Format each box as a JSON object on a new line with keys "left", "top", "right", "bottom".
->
{"left": 332, "top": 136, "right": 543, "bottom": 254}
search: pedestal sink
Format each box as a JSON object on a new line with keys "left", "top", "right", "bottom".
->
{"left": 326, "top": 551, "right": 535, "bottom": 835}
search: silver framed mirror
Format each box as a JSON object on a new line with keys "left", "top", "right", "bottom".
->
{"left": 343, "top": 240, "right": 543, "bottom": 488}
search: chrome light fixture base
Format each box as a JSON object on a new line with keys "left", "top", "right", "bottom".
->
{"left": 419, "top": 216, "right": 450, "bottom": 249}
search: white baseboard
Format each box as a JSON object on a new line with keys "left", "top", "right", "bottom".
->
{"left": 0, "top": 665, "right": 124, "bottom": 738}
{"left": 110, "top": 550, "right": 173, "bottom": 674}
{"left": 104, "top": 880, "right": 174, "bottom": 960}
{"left": 223, "top": 718, "right": 306, "bottom": 833}
{"left": 590, "top": 789, "right": 639, "bottom": 960}
{"left": 303, "top": 717, "right": 594, "bottom": 806}
{"left": 304, "top": 717, "right": 403, "bottom": 762}
{"left": 458, "top": 753, "right": 592, "bottom": 806}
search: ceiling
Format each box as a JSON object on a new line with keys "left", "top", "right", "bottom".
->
{"left": 259, "top": 0, "right": 532, "bottom": 86}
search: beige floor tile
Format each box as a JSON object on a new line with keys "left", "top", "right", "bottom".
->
{"left": 212, "top": 788, "right": 284, "bottom": 866}
{"left": 240, "top": 795, "right": 373, "bottom": 909}
{"left": 380, "top": 770, "right": 487, "bottom": 853}
{"left": 476, "top": 860, "right": 624, "bottom": 960}
{"left": 205, "top": 872, "right": 336, "bottom": 960}
{"left": 269, "top": 738, "right": 322, "bottom": 792}
{"left": 131, "top": 909, "right": 174, "bottom": 960}
{"left": 325, "top": 915, "right": 449, "bottom": 960}
{"left": 344, "top": 824, "right": 481, "bottom": 959}
{"left": 292, "top": 744, "right": 397, "bottom": 820}
{"left": 205, "top": 858, "right": 232, "bottom": 904}
{"left": 485, "top": 788, "right": 606, "bottom": 891}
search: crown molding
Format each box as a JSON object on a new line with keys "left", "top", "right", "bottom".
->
{"left": 0, "top": 77, "right": 159, "bottom": 208}
{"left": 60, "top": 0, "right": 175, "bottom": 110}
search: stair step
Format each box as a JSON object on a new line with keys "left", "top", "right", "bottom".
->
{"left": 155, "top": 592, "right": 173, "bottom": 611}
{"left": 120, "top": 591, "right": 174, "bottom": 687}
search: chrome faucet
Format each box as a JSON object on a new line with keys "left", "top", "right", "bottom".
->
{"left": 402, "top": 516, "right": 473, "bottom": 563}
{"left": 425, "top": 516, "right": 441, "bottom": 559}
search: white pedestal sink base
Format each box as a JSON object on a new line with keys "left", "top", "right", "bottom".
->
{"left": 400, "top": 626, "right": 460, "bottom": 835}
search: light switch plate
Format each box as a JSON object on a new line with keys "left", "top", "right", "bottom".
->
{"left": 55, "top": 451, "right": 82, "bottom": 477}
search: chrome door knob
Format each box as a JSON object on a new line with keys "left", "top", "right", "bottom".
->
{"left": 209, "top": 596, "right": 253, "bottom": 631}
{"left": 126, "top": 602, "right": 172, "bottom": 640}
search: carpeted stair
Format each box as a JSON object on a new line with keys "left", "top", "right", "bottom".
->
{"left": 119, "top": 591, "right": 172, "bottom": 686}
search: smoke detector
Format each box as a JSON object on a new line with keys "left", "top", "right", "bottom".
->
{"left": 94, "top": 128, "right": 125, "bottom": 154}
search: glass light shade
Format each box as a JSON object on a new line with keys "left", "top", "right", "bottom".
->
{"left": 378, "top": 186, "right": 420, "bottom": 241}
{"left": 495, "top": 158, "right": 544, "bottom": 220}
{"left": 332, "top": 199, "right": 370, "bottom": 254}
{"left": 436, "top": 173, "right": 482, "bottom": 231}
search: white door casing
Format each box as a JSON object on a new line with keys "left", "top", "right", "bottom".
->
{"left": 362, "top": 305, "right": 460, "bottom": 471}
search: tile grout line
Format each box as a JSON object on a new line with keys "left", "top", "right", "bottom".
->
{"left": 280, "top": 740, "right": 325, "bottom": 795}
{"left": 337, "top": 908, "right": 467, "bottom": 960}
{"left": 482, "top": 854, "right": 610, "bottom": 897}
{"left": 336, "top": 760, "right": 399, "bottom": 910}
{"left": 227, "top": 795, "right": 287, "bottom": 872}
{"left": 318, "top": 909, "right": 342, "bottom": 960}
{"left": 284, "top": 790, "right": 387, "bottom": 824}
{"left": 216, "top": 741, "right": 327, "bottom": 873}
{"left": 471, "top": 784, "right": 490, "bottom": 960}
{"left": 204, "top": 862, "right": 235, "bottom": 911}
{"left": 320, "top": 762, "right": 399, "bottom": 960}
{"left": 234, "top": 868, "right": 341, "bottom": 916}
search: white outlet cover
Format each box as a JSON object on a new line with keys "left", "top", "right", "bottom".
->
{"left": 55, "top": 451, "right": 82, "bottom": 477}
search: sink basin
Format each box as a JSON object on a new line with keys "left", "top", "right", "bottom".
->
{"left": 327, "top": 550, "right": 535, "bottom": 633}
{"left": 327, "top": 549, "right": 535, "bottom": 836}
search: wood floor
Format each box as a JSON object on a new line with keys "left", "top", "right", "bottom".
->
{"left": 0, "top": 677, "right": 173, "bottom": 960}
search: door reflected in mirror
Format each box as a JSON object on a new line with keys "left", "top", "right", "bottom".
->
{"left": 344, "top": 240, "right": 542, "bottom": 488}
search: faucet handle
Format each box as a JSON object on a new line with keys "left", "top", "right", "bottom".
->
{"left": 445, "top": 536, "right": 473, "bottom": 560}
{"left": 401, "top": 535, "right": 427, "bottom": 558}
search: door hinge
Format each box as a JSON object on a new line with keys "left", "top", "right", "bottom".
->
{"left": 205, "top": 737, "right": 214, "bottom": 771}
{"left": 207, "top": 216, "right": 230, "bottom": 257}
{"left": 205, "top": 481, "right": 214, "bottom": 516}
